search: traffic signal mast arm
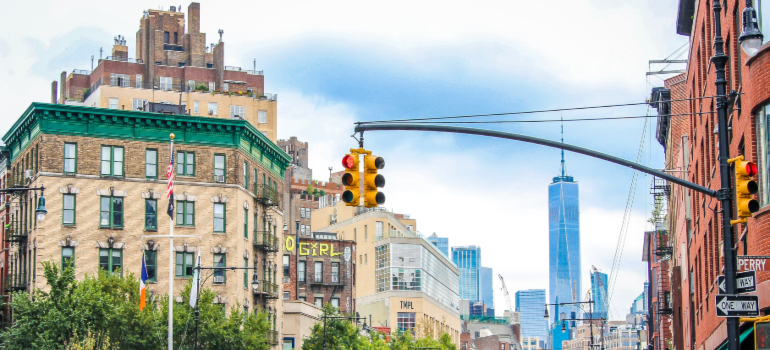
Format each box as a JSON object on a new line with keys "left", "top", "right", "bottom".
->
{"left": 353, "top": 123, "right": 717, "bottom": 197}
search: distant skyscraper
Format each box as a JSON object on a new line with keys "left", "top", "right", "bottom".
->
{"left": 590, "top": 270, "right": 608, "bottom": 320}
{"left": 428, "top": 233, "right": 449, "bottom": 257}
{"left": 480, "top": 267, "right": 494, "bottom": 314}
{"left": 452, "top": 246, "right": 481, "bottom": 301}
{"left": 548, "top": 126, "right": 581, "bottom": 346}
{"left": 516, "top": 289, "right": 548, "bottom": 341}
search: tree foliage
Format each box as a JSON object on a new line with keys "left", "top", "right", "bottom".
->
{"left": 1, "top": 261, "right": 271, "bottom": 350}
{"left": 301, "top": 304, "right": 457, "bottom": 350}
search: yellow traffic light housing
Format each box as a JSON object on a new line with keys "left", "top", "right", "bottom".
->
{"left": 363, "top": 154, "right": 386, "bottom": 207}
{"left": 341, "top": 152, "right": 360, "bottom": 206}
{"left": 729, "top": 155, "right": 760, "bottom": 225}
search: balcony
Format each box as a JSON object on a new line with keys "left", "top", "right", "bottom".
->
{"left": 268, "top": 330, "right": 279, "bottom": 345}
{"left": 253, "top": 231, "right": 279, "bottom": 252}
{"left": 655, "top": 230, "right": 673, "bottom": 257}
{"left": 4, "top": 224, "right": 27, "bottom": 243}
{"left": 254, "top": 281, "right": 279, "bottom": 299}
{"left": 4, "top": 273, "right": 27, "bottom": 292}
{"left": 309, "top": 275, "right": 343, "bottom": 286}
{"left": 256, "top": 184, "right": 281, "bottom": 207}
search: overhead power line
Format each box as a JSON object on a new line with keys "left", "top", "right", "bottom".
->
{"left": 362, "top": 111, "right": 710, "bottom": 125}
{"left": 360, "top": 94, "right": 724, "bottom": 125}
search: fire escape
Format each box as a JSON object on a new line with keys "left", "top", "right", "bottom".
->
{"left": 254, "top": 181, "right": 281, "bottom": 346}
{"left": 651, "top": 178, "right": 673, "bottom": 350}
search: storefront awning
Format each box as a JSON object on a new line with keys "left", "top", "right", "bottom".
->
{"left": 715, "top": 327, "right": 754, "bottom": 350}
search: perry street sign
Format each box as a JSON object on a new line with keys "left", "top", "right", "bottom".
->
{"left": 737, "top": 256, "right": 770, "bottom": 271}
{"left": 715, "top": 295, "right": 759, "bottom": 317}
{"left": 717, "top": 270, "right": 757, "bottom": 294}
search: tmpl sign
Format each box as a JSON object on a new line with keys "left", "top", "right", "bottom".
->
{"left": 717, "top": 270, "right": 756, "bottom": 294}
{"left": 715, "top": 294, "right": 759, "bottom": 317}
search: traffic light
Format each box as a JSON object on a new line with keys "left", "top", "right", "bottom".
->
{"left": 363, "top": 155, "right": 386, "bottom": 207}
{"left": 729, "top": 155, "right": 760, "bottom": 224}
{"left": 341, "top": 153, "right": 360, "bottom": 206}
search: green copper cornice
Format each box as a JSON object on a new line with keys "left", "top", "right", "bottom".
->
{"left": 3, "top": 103, "right": 291, "bottom": 178}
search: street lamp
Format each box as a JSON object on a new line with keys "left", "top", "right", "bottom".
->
{"left": 544, "top": 305, "right": 550, "bottom": 321}
{"left": 739, "top": 0, "right": 764, "bottom": 57}
{"left": 35, "top": 193, "right": 47, "bottom": 221}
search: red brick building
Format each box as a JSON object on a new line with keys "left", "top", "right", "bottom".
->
{"left": 651, "top": 1, "right": 770, "bottom": 350}
{"left": 282, "top": 231, "right": 356, "bottom": 313}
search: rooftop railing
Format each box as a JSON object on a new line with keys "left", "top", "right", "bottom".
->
{"left": 224, "top": 66, "right": 264, "bottom": 75}
{"left": 104, "top": 56, "right": 144, "bottom": 64}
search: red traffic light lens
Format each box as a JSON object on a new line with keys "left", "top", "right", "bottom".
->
{"left": 342, "top": 155, "right": 355, "bottom": 169}
{"left": 746, "top": 162, "right": 758, "bottom": 176}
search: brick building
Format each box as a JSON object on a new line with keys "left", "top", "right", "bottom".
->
{"left": 2, "top": 103, "right": 290, "bottom": 346}
{"left": 651, "top": 1, "right": 770, "bottom": 350}
{"left": 281, "top": 231, "right": 356, "bottom": 312}
{"left": 55, "top": 3, "right": 279, "bottom": 142}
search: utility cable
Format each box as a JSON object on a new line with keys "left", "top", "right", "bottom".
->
{"left": 605, "top": 117, "right": 648, "bottom": 320}
{"left": 363, "top": 111, "right": 710, "bottom": 125}
{"left": 359, "top": 94, "right": 733, "bottom": 125}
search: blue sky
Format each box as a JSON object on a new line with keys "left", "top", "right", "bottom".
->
{"left": 0, "top": 0, "right": 689, "bottom": 320}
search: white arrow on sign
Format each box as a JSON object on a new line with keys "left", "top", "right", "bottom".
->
{"left": 717, "top": 297, "right": 757, "bottom": 314}
{"left": 720, "top": 279, "right": 726, "bottom": 293}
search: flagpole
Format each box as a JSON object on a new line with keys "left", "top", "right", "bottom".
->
{"left": 168, "top": 133, "right": 175, "bottom": 350}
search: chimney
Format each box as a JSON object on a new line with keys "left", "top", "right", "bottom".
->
{"left": 51, "top": 81, "right": 58, "bottom": 104}
{"left": 60, "top": 71, "right": 67, "bottom": 104}
{"left": 188, "top": 3, "right": 201, "bottom": 34}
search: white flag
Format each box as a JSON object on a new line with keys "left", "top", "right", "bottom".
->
{"left": 189, "top": 251, "right": 201, "bottom": 308}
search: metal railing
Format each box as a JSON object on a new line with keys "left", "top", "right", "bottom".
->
{"left": 224, "top": 66, "right": 264, "bottom": 75}
{"left": 256, "top": 184, "right": 281, "bottom": 207}
{"left": 253, "top": 231, "right": 279, "bottom": 252}
{"left": 72, "top": 69, "right": 91, "bottom": 75}
{"left": 82, "top": 78, "right": 102, "bottom": 101}
{"left": 104, "top": 56, "right": 144, "bottom": 64}
{"left": 4, "top": 273, "right": 27, "bottom": 292}
{"left": 163, "top": 44, "right": 184, "bottom": 52}
{"left": 268, "top": 330, "right": 279, "bottom": 345}
{"left": 258, "top": 281, "right": 278, "bottom": 299}
{"left": 256, "top": 93, "right": 277, "bottom": 101}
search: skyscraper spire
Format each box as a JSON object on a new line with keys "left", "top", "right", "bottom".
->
{"left": 561, "top": 116, "right": 565, "bottom": 177}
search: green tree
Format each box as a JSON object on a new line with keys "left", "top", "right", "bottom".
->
{"left": 1, "top": 261, "right": 271, "bottom": 350}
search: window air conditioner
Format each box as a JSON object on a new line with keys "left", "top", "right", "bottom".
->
{"left": 24, "top": 170, "right": 33, "bottom": 179}
{"left": 213, "top": 276, "right": 225, "bottom": 284}
{"left": 215, "top": 175, "right": 225, "bottom": 183}
{"left": 208, "top": 110, "right": 214, "bottom": 116}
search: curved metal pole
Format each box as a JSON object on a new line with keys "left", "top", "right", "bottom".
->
{"left": 354, "top": 123, "right": 716, "bottom": 197}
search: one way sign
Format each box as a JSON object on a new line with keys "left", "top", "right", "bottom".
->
{"left": 717, "top": 271, "right": 757, "bottom": 294}
{"left": 715, "top": 295, "right": 759, "bottom": 317}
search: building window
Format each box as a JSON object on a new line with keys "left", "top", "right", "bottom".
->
{"left": 283, "top": 292, "right": 290, "bottom": 300}
{"left": 376, "top": 221, "right": 383, "bottom": 240}
{"left": 63, "top": 143, "right": 77, "bottom": 174}
{"left": 145, "top": 149, "right": 158, "bottom": 178}
{"left": 213, "top": 154, "right": 226, "bottom": 182}
{"left": 214, "top": 203, "right": 226, "bottom": 232}
{"left": 283, "top": 255, "right": 290, "bottom": 276}
{"left": 298, "top": 261, "right": 306, "bottom": 283}
{"left": 243, "top": 162, "right": 249, "bottom": 189}
{"left": 145, "top": 250, "right": 157, "bottom": 282}
{"left": 314, "top": 262, "right": 323, "bottom": 283}
{"left": 314, "top": 297, "right": 323, "bottom": 308}
{"left": 109, "top": 98, "right": 119, "bottom": 109}
{"left": 136, "top": 74, "right": 143, "bottom": 88}
{"left": 243, "top": 208, "right": 248, "bottom": 238}
{"left": 231, "top": 105, "right": 245, "bottom": 119}
{"left": 331, "top": 298, "right": 339, "bottom": 308}
{"left": 258, "top": 110, "right": 267, "bottom": 123}
{"left": 99, "top": 196, "right": 124, "bottom": 228}
{"left": 163, "top": 31, "right": 170, "bottom": 44}
{"left": 62, "top": 194, "right": 76, "bottom": 226}
{"left": 62, "top": 247, "right": 74, "bottom": 270}
{"left": 222, "top": 83, "right": 229, "bottom": 92}
{"left": 110, "top": 74, "right": 130, "bottom": 87}
{"left": 213, "top": 253, "right": 226, "bottom": 284}
{"left": 145, "top": 199, "right": 157, "bottom": 230}
{"left": 100, "top": 146, "right": 124, "bottom": 177}
{"left": 176, "top": 151, "right": 195, "bottom": 176}
{"left": 758, "top": 104, "right": 770, "bottom": 206}
{"left": 132, "top": 98, "right": 148, "bottom": 111}
{"left": 208, "top": 82, "right": 215, "bottom": 92}
{"left": 160, "top": 77, "right": 173, "bottom": 91}
{"left": 243, "top": 258, "right": 248, "bottom": 289}
{"left": 331, "top": 262, "right": 339, "bottom": 283}
{"left": 99, "top": 248, "right": 123, "bottom": 275}
{"left": 193, "top": 101, "right": 199, "bottom": 114}
{"left": 176, "top": 252, "right": 195, "bottom": 277}
{"left": 397, "top": 312, "right": 416, "bottom": 334}
{"left": 176, "top": 201, "right": 195, "bottom": 226}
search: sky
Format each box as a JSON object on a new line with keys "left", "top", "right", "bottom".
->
{"left": 0, "top": 0, "right": 690, "bottom": 322}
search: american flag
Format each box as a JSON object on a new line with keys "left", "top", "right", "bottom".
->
{"left": 166, "top": 147, "right": 175, "bottom": 217}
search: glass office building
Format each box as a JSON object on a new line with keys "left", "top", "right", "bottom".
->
{"left": 480, "top": 266, "right": 494, "bottom": 314}
{"left": 428, "top": 233, "right": 449, "bottom": 257}
{"left": 590, "top": 270, "right": 608, "bottom": 320}
{"left": 452, "top": 246, "right": 481, "bottom": 301}
{"left": 375, "top": 243, "right": 460, "bottom": 311}
{"left": 548, "top": 147, "right": 581, "bottom": 344}
{"left": 516, "top": 289, "right": 548, "bottom": 341}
